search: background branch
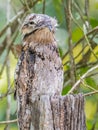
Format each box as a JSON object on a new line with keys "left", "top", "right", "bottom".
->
{"left": 68, "top": 65, "right": 98, "bottom": 94}
{"left": 64, "top": 0, "right": 76, "bottom": 85}
{"left": 0, "top": 119, "right": 18, "bottom": 124}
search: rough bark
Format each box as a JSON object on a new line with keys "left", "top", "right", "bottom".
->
{"left": 30, "top": 94, "right": 86, "bottom": 130}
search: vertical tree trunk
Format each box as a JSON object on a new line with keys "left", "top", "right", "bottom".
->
{"left": 30, "top": 94, "right": 86, "bottom": 130}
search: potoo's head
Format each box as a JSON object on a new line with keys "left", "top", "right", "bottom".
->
{"left": 21, "top": 13, "right": 57, "bottom": 38}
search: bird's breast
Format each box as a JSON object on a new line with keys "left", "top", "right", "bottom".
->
{"left": 17, "top": 43, "right": 63, "bottom": 96}
{"left": 27, "top": 44, "right": 63, "bottom": 95}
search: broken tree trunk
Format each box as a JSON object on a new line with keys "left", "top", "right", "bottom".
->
{"left": 30, "top": 94, "right": 86, "bottom": 130}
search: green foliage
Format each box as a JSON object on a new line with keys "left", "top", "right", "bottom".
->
{"left": 0, "top": 124, "right": 18, "bottom": 130}
{"left": 72, "top": 28, "right": 83, "bottom": 43}
{"left": 62, "top": 85, "right": 71, "bottom": 95}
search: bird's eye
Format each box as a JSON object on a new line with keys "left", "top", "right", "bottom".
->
{"left": 29, "top": 21, "right": 35, "bottom": 25}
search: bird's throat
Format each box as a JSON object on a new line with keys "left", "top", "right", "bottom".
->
{"left": 23, "top": 28, "right": 55, "bottom": 44}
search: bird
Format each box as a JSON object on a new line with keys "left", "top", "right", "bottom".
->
{"left": 14, "top": 13, "right": 63, "bottom": 130}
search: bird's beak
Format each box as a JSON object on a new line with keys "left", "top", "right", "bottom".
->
{"left": 21, "top": 24, "right": 28, "bottom": 35}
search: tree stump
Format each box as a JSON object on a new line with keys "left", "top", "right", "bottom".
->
{"left": 30, "top": 94, "right": 86, "bottom": 130}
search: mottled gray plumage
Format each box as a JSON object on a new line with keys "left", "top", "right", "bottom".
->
{"left": 14, "top": 13, "right": 63, "bottom": 130}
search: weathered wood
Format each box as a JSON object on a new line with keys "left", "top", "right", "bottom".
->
{"left": 30, "top": 94, "right": 86, "bottom": 130}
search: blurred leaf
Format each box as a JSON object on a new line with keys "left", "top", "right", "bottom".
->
{"left": 85, "top": 77, "right": 97, "bottom": 89}
{"left": 85, "top": 100, "right": 97, "bottom": 120}
{"left": 56, "top": 28, "right": 68, "bottom": 55}
{"left": 72, "top": 28, "right": 83, "bottom": 43}
{"left": 10, "top": 97, "right": 17, "bottom": 115}
{"left": 93, "top": 37, "right": 98, "bottom": 44}
{"left": 0, "top": 124, "right": 18, "bottom": 130}
{"left": 0, "top": 98, "right": 6, "bottom": 121}
{"left": 78, "top": 66, "right": 89, "bottom": 75}
{"left": 53, "top": 0, "right": 65, "bottom": 27}
{"left": 90, "top": 18, "right": 98, "bottom": 28}
{"left": 86, "top": 120, "right": 94, "bottom": 130}
{"left": 62, "top": 85, "right": 71, "bottom": 95}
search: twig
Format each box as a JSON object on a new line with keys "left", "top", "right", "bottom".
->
{"left": 70, "top": 10, "right": 98, "bottom": 61}
{"left": 42, "top": 0, "right": 46, "bottom": 14}
{"left": 0, "top": 10, "right": 24, "bottom": 37}
{"left": 85, "top": 0, "right": 89, "bottom": 22}
{"left": 0, "top": 119, "right": 18, "bottom": 124}
{"left": 63, "top": 39, "right": 97, "bottom": 69}
{"left": 84, "top": 90, "right": 98, "bottom": 96}
{"left": 0, "top": 80, "right": 14, "bottom": 99}
{"left": 20, "top": 0, "right": 25, "bottom": 6}
{"left": 0, "top": 28, "right": 19, "bottom": 76}
{"left": 80, "top": 78, "right": 97, "bottom": 91}
{"left": 64, "top": 61, "right": 98, "bottom": 84}
{"left": 0, "top": 90, "right": 14, "bottom": 99}
{"left": 70, "top": 10, "right": 83, "bottom": 31}
{"left": 24, "top": 0, "right": 31, "bottom": 12}
{"left": 84, "top": 34, "right": 98, "bottom": 61}
{"left": 64, "top": 69, "right": 98, "bottom": 88}
{"left": 62, "top": 26, "right": 98, "bottom": 59}
{"left": 73, "top": 2, "right": 87, "bottom": 27}
{"left": 63, "top": 44, "right": 88, "bottom": 66}
{"left": 68, "top": 65, "right": 98, "bottom": 94}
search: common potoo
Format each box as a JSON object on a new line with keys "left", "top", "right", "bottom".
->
{"left": 14, "top": 14, "right": 63, "bottom": 130}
